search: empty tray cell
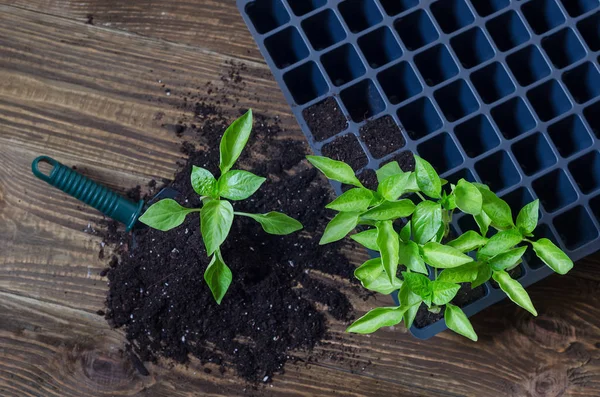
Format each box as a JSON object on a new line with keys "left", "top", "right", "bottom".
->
{"left": 491, "top": 97, "right": 536, "bottom": 139}
{"left": 287, "top": 0, "right": 326, "bottom": 16}
{"left": 523, "top": 224, "right": 559, "bottom": 269}
{"left": 358, "top": 27, "right": 403, "bottom": 69}
{"left": 322, "top": 134, "right": 369, "bottom": 171}
{"left": 471, "top": 62, "right": 515, "bottom": 104}
{"left": 339, "top": 0, "right": 383, "bottom": 33}
{"left": 417, "top": 133, "right": 463, "bottom": 173}
{"left": 301, "top": 9, "right": 346, "bottom": 51}
{"left": 506, "top": 45, "right": 551, "bottom": 87}
{"left": 430, "top": 0, "right": 475, "bottom": 34}
{"left": 486, "top": 11, "right": 530, "bottom": 52}
{"left": 446, "top": 168, "right": 477, "bottom": 185}
{"left": 378, "top": 62, "right": 422, "bottom": 104}
{"left": 533, "top": 169, "right": 577, "bottom": 212}
{"left": 340, "top": 79, "right": 386, "bottom": 122}
{"left": 501, "top": 187, "right": 535, "bottom": 219}
{"left": 264, "top": 27, "right": 309, "bottom": 68}
{"left": 395, "top": 9, "right": 439, "bottom": 51}
{"left": 283, "top": 62, "right": 328, "bottom": 105}
{"left": 542, "top": 28, "right": 586, "bottom": 69}
{"left": 577, "top": 12, "right": 600, "bottom": 51}
{"left": 548, "top": 115, "right": 593, "bottom": 157}
{"left": 591, "top": 195, "right": 600, "bottom": 223}
{"left": 450, "top": 27, "right": 495, "bottom": 69}
{"left": 521, "top": 0, "right": 566, "bottom": 35}
{"left": 527, "top": 79, "right": 572, "bottom": 122}
{"left": 397, "top": 97, "right": 443, "bottom": 139}
{"left": 246, "top": 0, "right": 290, "bottom": 34}
{"left": 379, "top": 0, "right": 419, "bottom": 16}
{"left": 512, "top": 132, "right": 557, "bottom": 176}
{"left": 470, "top": 0, "right": 509, "bottom": 17}
{"left": 584, "top": 101, "right": 600, "bottom": 138}
{"left": 554, "top": 206, "right": 598, "bottom": 250}
{"left": 455, "top": 114, "right": 500, "bottom": 158}
{"left": 563, "top": 62, "right": 600, "bottom": 104}
{"left": 414, "top": 44, "right": 459, "bottom": 87}
{"left": 322, "top": 44, "right": 366, "bottom": 87}
{"left": 475, "top": 150, "right": 521, "bottom": 192}
{"left": 434, "top": 79, "right": 479, "bottom": 122}
{"left": 569, "top": 151, "right": 600, "bottom": 194}
{"left": 302, "top": 97, "right": 349, "bottom": 141}
{"left": 359, "top": 115, "right": 406, "bottom": 158}
{"left": 559, "top": 0, "right": 599, "bottom": 17}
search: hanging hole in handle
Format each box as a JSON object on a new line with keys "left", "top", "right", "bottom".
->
{"left": 32, "top": 156, "right": 58, "bottom": 183}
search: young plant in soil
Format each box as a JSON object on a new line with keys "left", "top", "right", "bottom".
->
{"left": 307, "top": 155, "right": 573, "bottom": 341}
{"left": 140, "top": 110, "right": 303, "bottom": 303}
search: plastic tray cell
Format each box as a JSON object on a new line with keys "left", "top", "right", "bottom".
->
{"left": 238, "top": 0, "right": 600, "bottom": 340}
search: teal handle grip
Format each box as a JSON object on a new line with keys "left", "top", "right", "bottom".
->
{"left": 32, "top": 156, "right": 144, "bottom": 232}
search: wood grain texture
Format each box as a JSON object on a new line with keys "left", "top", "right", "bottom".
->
{"left": 1, "top": 3, "right": 600, "bottom": 396}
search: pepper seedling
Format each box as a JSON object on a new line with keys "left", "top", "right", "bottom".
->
{"left": 307, "top": 155, "right": 573, "bottom": 341}
{"left": 140, "top": 110, "right": 303, "bottom": 303}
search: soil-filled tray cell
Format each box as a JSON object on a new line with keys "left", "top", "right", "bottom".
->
{"left": 491, "top": 97, "right": 536, "bottom": 139}
{"left": 471, "top": 62, "right": 515, "bottom": 104}
{"left": 378, "top": 0, "right": 418, "bottom": 16}
{"left": 527, "top": 79, "right": 572, "bottom": 122}
{"left": 322, "top": 134, "right": 369, "bottom": 170}
{"left": 430, "top": 0, "right": 475, "bottom": 34}
{"left": 287, "top": 0, "right": 326, "bottom": 16}
{"left": 395, "top": 9, "right": 439, "bottom": 51}
{"left": 301, "top": 9, "right": 346, "bottom": 51}
{"left": 417, "top": 132, "right": 463, "bottom": 173}
{"left": 563, "top": 62, "right": 600, "bottom": 104}
{"left": 559, "top": 0, "right": 599, "bottom": 18}
{"left": 340, "top": 79, "right": 386, "bottom": 122}
{"left": 451, "top": 27, "right": 495, "bottom": 69}
{"left": 533, "top": 169, "right": 578, "bottom": 213}
{"left": 521, "top": 0, "right": 566, "bottom": 35}
{"left": 338, "top": 0, "right": 383, "bottom": 33}
{"left": 577, "top": 12, "right": 600, "bottom": 51}
{"left": 434, "top": 79, "right": 479, "bottom": 122}
{"left": 569, "top": 151, "right": 600, "bottom": 194}
{"left": 548, "top": 115, "right": 593, "bottom": 157}
{"left": 397, "top": 97, "right": 443, "bottom": 139}
{"left": 302, "top": 97, "right": 349, "bottom": 141}
{"left": 265, "top": 27, "right": 309, "bottom": 68}
{"left": 415, "top": 44, "right": 459, "bottom": 87}
{"left": 378, "top": 62, "right": 422, "bottom": 104}
{"left": 486, "top": 10, "right": 530, "bottom": 52}
{"left": 358, "top": 27, "right": 403, "bottom": 69}
{"left": 321, "top": 44, "right": 366, "bottom": 87}
{"left": 523, "top": 224, "right": 559, "bottom": 269}
{"left": 246, "top": 0, "right": 290, "bottom": 34}
{"left": 512, "top": 132, "right": 557, "bottom": 176}
{"left": 542, "top": 28, "right": 586, "bottom": 69}
{"left": 475, "top": 150, "right": 520, "bottom": 192}
{"left": 455, "top": 114, "right": 500, "bottom": 158}
{"left": 470, "top": 0, "right": 509, "bottom": 17}
{"left": 554, "top": 206, "right": 598, "bottom": 250}
{"left": 506, "top": 45, "right": 551, "bottom": 87}
{"left": 283, "top": 62, "right": 328, "bottom": 105}
{"left": 359, "top": 115, "right": 405, "bottom": 158}
{"left": 584, "top": 101, "right": 600, "bottom": 138}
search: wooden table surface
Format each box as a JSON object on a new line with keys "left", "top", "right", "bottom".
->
{"left": 1, "top": 1, "right": 600, "bottom": 396}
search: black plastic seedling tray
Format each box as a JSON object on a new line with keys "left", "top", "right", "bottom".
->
{"left": 237, "top": 0, "right": 600, "bottom": 339}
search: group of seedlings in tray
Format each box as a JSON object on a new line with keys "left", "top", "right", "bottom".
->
{"left": 139, "top": 110, "right": 573, "bottom": 341}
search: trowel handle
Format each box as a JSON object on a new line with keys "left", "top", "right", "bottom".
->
{"left": 32, "top": 156, "right": 144, "bottom": 232}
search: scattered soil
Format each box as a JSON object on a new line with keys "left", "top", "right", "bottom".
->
{"left": 359, "top": 115, "right": 406, "bottom": 159}
{"left": 322, "top": 134, "right": 369, "bottom": 171}
{"left": 302, "top": 97, "right": 348, "bottom": 142}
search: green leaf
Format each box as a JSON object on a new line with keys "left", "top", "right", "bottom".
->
{"left": 399, "top": 240, "right": 428, "bottom": 274}
{"left": 326, "top": 188, "right": 373, "bottom": 212}
{"left": 399, "top": 221, "right": 411, "bottom": 242}
{"left": 474, "top": 211, "right": 492, "bottom": 237}
{"left": 447, "top": 231, "right": 488, "bottom": 253}
{"left": 376, "top": 161, "right": 402, "bottom": 183}
{"left": 361, "top": 200, "right": 416, "bottom": 221}
{"left": 516, "top": 199, "right": 540, "bottom": 236}
{"left": 355, "top": 258, "right": 403, "bottom": 294}
{"left": 472, "top": 262, "right": 492, "bottom": 288}
{"left": 414, "top": 155, "right": 442, "bottom": 199}
{"left": 492, "top": 270, "right": 537, "bottom": 316}
{"left": 320, "top": 212, "right": 360, "bottom": 245}
{"left": 239, "top": 212, "right": 302, "bottom": 235}
{"left": 351, "top": 229, "right": 379, "bottom": 251}
{"left": 377, "top": 221, "right": 400, "bottom": 283}
{"left": 431, "top": 281, "right": 460, "bottom": 305}
{"left": 378, "top": 172, "right": 411, "bottom": 201}
{"left": 455, "top": 179, "right": 482, "bottom": 215}
{"left": 478, "top": 187, "right": 514, "bottom": 230}
{"left": 422, "top": 242, "right": 474, "bottom": 269}
{"left": 139, "top": 199, "right": 194, "bottom": 231}
{"left": 200, "top": 200, "right": 234, "bottom": 255}
{"left": 445, "top": 304, "right": 478, "bottom": 341}
{"left": 219, "top": 110, "right": 253, "bottom": 174}
{"left": 531, "top": 238, "right": 573, "bottom": 275}
{"left": 412, "top": 201, "right": 443, "bottom": 245}
{"left": 441, "top": 191, "right": 457, "bottom": 211}
{"left": 489, "top": 246, "right": 527, "bottom": 271}
{"left": 405, "top": 173, "right": 420, "bottom": 193}
{"left": 218, "top": 170, "right": 265, "bottom": 201}
{"left": 402, "top": 272, "right": 432, "bottom": 305}
{"left": 437, "top": 262, "right": 481, "bottom": 283}
{"left": 346, "top": 306, "right": 407, "bottom": 334}
{"left": 307, "top": 156, "right": 363, "bottom": 187}
{"left": 204, "top": 252, "right": 233, "bottom": 304}
{"left": 478, "top": 229, "right": 523, "bottom": 259}
{"left": 191, "top": 166, "right": 217, "bottom": 197}
{"left": 399, "top": 282, "right": 422, "bottom": 329}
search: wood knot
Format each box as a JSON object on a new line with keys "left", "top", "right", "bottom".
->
{"left": 528, "top": 368, "right": 568, "bottom": 397}
{"left": 517, "top": 313, "right": 576, "bottom": 350}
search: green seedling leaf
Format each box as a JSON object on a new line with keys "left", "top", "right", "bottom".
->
{"left": 378, "top": 172, "right": 411, "bottom": 201}
{"left": 361, "top": 200, "right": 416, "bottom": 221}
{"left": 431, "top": 281, "right": 460, "bottom": 305}
{"left": 437, "top": 262, "right": 481, "bottom": 283}
{"left": 531, "top": 238, "right": 573, "bottom": 275}
{"left": 472, "top": 262, "right": 492, "bottom": 288}
{"left": 220, "top": 109, "right": 253, "bottom": 174}
{"left": 326, "top": 188, "right": 373, "bottom": 212}
{"left": 376, "top": 161, "right": 402, "bottom": 183}
{"left": 489, "top": 246, "right": 527, "bottom": 271}
{"left": 307, "top": 155, "right": 363, "bottom": 187}
{"left": 399, "top": 221, "right": 411, "bottom": 242}
{"left": 218, "top": 170, "right": 266, "bottom": 201}
{"left": 200, "top": 200, "right": 234, "bottom": 255}
{"left": 412, "top": 201, "right": 443, "bottom": 245}
{"left": 405, "top": 173, "right": 420, "bottom": 193}
{"left": 351, "top": 229, "right": 379, "bottom": 251}
{"left": 204, "top": 252, "right": 232, "bottom": 304}
{"left": 320, "top": 211, "right": 360, "bottom": 245}
{"left": 445, "top": 304, "right": 478, "bottom": 341}
{"left": 492, "top": 270, "right": 537, "bottom": 316}
{"left": 474, "top": 211, "right": 492, "bottom": 237}
{"left": 239, "top": 212, "right": 302, "bottom": 235}
{"left": 455, "top": 179, "right": 482, "bottom": 215}
{"left": 516, "top": 200, "right": 540, "bottom": 236}
{"left": 477, "top": 187, "right": 514, "bottom": 230}
{"left": 422, "top": 242, "right": 474, "bottom": 269}
{"left": 399, "top": 282, "right": 422, "bottom": 329}
{"left": 346, "top": 306, "right": 408, "bottom": 334}
{"left": 402, "top": 272, "right": 432, "bottom": 305}
{"left": 399, "top": 240, "right": 428, "bottom": 274}
{"left": 478, "top": 229, "right": 523, "bottom": 259}
{"left": 414, "top": 155, "right": 442, "bottom": 199}
{"left": 139, "top": 199, "right": 195, "bottom": 231}
{"left": 191, "top": 166, "right": 217, "bottom": 197}
{"left": 355, "top": 258, "right": 403, "bottom": 294}
{"left": 440, "top": 191, "right": 457, "bottom": 211}
{"left": 447, "top": 231, "right": 488, "bottom": 253}
{"left": 377, "top": 221, "right": 400, "bottom": 282}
